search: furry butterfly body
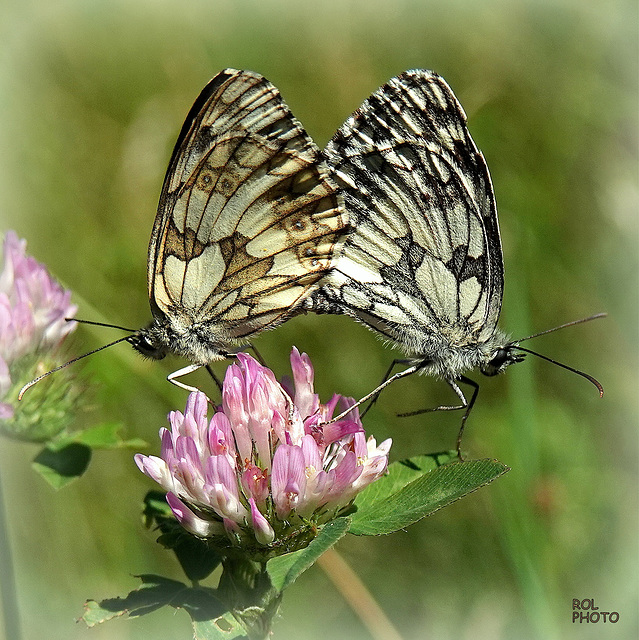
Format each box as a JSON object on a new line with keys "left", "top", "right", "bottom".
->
{"left": 306, "top": 69, "right": 602, "bottom": 446}
{"left": 308, "top": 70, "right": 516, "bottom": 379}
{"left": 129, "top": 69, "right": 347, "bottom": 370}
{"left": 19, "top": 69, "right": 348, "bottom": 397}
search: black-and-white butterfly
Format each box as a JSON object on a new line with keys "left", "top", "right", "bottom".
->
{"left": 305, "top": 69, "right": 604, "bottom": 453}
{"left": 20, "top": 69, "right": 347, "bottom": 397}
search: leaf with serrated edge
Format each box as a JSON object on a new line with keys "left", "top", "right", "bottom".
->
{"left": 193, "top": 614, "right": 247, "bottom": 640}
{"left": 267, "top": 518, "right": 350, "bottom": 592}
{"left": 350, "top": 458, "right": 509, "bottom": 536}
{"left": 49, "top": 422, "right": 145, "bottom": 451}
{"left": 354, "top": 451, "right": 457, "bottom": 511}
{"left": 82, "top": 599, "right": 126, "bottom": 627}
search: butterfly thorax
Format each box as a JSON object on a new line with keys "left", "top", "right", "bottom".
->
{"left": 130, "top": 316, "right": 231, "bottom": 364}
{"left": 403, "top": 326, "right": 523, "bottom": 380}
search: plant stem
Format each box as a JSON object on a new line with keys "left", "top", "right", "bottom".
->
{"left": 0, "top": 470, "right": 22, "bottom": 640}
{"left": 318, "top": 548, "right": 402, "bottom": 640}
{"left": 219, "top": 557, "right": 281, "bottom": 640}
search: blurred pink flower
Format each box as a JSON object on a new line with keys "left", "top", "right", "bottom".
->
{"left": 0, "top": 231, "right": 77, "bottom": 418}
{"left": 135, "top": 349, "right": 391, "bottom": 548}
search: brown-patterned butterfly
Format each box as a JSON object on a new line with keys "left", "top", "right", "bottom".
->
{"left": 20, "top": 69, "right": 347, "bottom": 397}
{"left": 305, "top": 69, "right": 604, "bottom": 454}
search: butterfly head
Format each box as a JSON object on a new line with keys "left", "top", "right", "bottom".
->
{"left": 479, "top": 315, "right": 607, "bottom": 395}
{"left": 130, "top": 316, "right": 234, "bottom": 365}
{"left": 128, "top": 329, "right": 168, "bottom": 361}
{"left": 479, "top": 344, "right": 526, "bottom": 377}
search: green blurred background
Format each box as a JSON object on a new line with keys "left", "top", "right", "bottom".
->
{"left": 0, "top": 0, "right": 636, "bottom": 638}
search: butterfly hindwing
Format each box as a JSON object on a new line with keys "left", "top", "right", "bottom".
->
{"left": 309, "top": 69, "right": 503, "bottom": 350}
{"left": 148, "top": 69, "right": 347, "bottom": 343}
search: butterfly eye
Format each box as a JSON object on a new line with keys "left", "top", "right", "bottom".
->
{"left": 481, "top": 347, "right": 525, "bottom": 376}
{"left": 129, "top": 334, "right": 167, "bottom": 361}
{"left": 481, "top": 348, "right": 511, "bottom": 377}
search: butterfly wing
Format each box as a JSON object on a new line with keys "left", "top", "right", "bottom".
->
{"left": 148, "top": 69, "right": 346, "bottom": 346}
{"left": 308, "top": 70, "right": 503, "bottom": 353}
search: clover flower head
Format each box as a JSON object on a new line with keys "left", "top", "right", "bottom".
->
{"left": 0, "top": 231, "right": 77, "bottom": 421}
{"left": 135, "top": 349, "right": 391, "bottom": 552}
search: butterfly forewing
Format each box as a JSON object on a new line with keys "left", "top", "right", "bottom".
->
{"left": 310, "top": 70, "right": 503, "bottom": 350}
{"left": 147, "top": 69, "right": 347, "bottom": 350}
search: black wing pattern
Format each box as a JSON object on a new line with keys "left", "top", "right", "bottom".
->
{"left": 309, "top": 69, "right": 503, "bottom": 356}
{"left": 148, "top": 69, "right": 347, "bottom": 349}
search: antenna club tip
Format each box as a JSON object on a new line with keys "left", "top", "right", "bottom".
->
{"left": 18, "top": 376, "right": 44, "bottom": 400}
{"left": 17, "top": 384, "right": 31, "bottom": 401}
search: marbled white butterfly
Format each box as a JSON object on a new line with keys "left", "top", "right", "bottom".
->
{"left": 20, "top": 69, "right": 347, "bottom": 397}
{"left": 306, "top": 69, "right": 603, "bottom": 454}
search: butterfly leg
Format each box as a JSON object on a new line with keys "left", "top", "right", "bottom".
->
{"left": 226, "top": 344, "right": 267, "bottom": 365}
{"left": 167, "top": 363, "right": 205, "bottom": 393}
{"left": 205, "top": 364, "right": 224, "bottom": 394}
{"left": 331, "top": 360, "right": 422, "bottom": 423}
{"left": 397, "top": 381, "right": 467, "bottom": 418}
{"left": 360, "top": 359, "right": 417, "bottom": 418}
{"left": 247, "top": 343, "right": 267, "bottom": 366}
{"left": 454, "top": 376, "right": 479, "bottom": 460}
{"left": 397, "top": 376, "right": 479, "bottom": 460}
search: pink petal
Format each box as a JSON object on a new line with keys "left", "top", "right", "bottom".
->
{"left": 300, "top": 434, "right": 322, "bottom": 471}
{"left": 322, "top": 419, "right": 363, "bottom": 445}
{"left": 175, "top": 435, "right": 201, "bottom": 469}
{"left": 271, "top": 444, "right": 306, "bottom": 519}
{"left": 0, "top": 402, "right": 14, "bottom": 419}
{"left": 166, "top": 493, "right": 223, "bottom": 538}
{"left": 185, "top": 391, "right": 209, "bottom": 430}
{"left": 328, "top": 450, "right": 362, "bottom": 498}
{"left": 290, "top": 347, "right": 319, "bottom": 419}
{"left": 0, "top": 356, "right": 11, "bottom": 397}
{"left": 249, "top": 497, "right": 275, "bottom": 544}
{"left": 134, "top": 454, "right": 173, "bottom": 490}
{"left": 242, "top": 463, "right": 269, "bottom": 505}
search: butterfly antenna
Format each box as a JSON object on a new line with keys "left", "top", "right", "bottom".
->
{"left": 67, "top": 317, "right": 137, "bottom": 332}
{"left": 18, "top": 335, "right": 133, "bottom": 400}
{"left": 513, "top": 345, "right": 604, "bottom": 397}
{"left": 515, "top": 313, "right": 607, "bottom": 343}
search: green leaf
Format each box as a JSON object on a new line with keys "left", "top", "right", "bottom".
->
{"left": 354, "top": 451, "right": 458, "bottom": 511}
{"left": 192, "top": 615, "right": 248, "bottom": 640}
{"left": 72, "top": 421, "right": 146, "bottom": 449}
{"left": 82, "top": 574, "right": 227, "bottom": 626}
{"left": 350, "top": 457, "right": 509, "bottom": 535}
{"left": 82, "top": 575, "right": 186, "bottom": 625}
{"left": 82, "top": 574, "right": 251, "bottom": 639}
{"left": 49, "top": 421, "right": 146, "bottom": 451}
{"left": 267, "top": 517, "right": 350, "bottom": 592}
{"left": 32, "top": 443, "right": 91, "bottom": 489}
{"left": 82, "top": 599, "right": 126, "bottom": 626}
